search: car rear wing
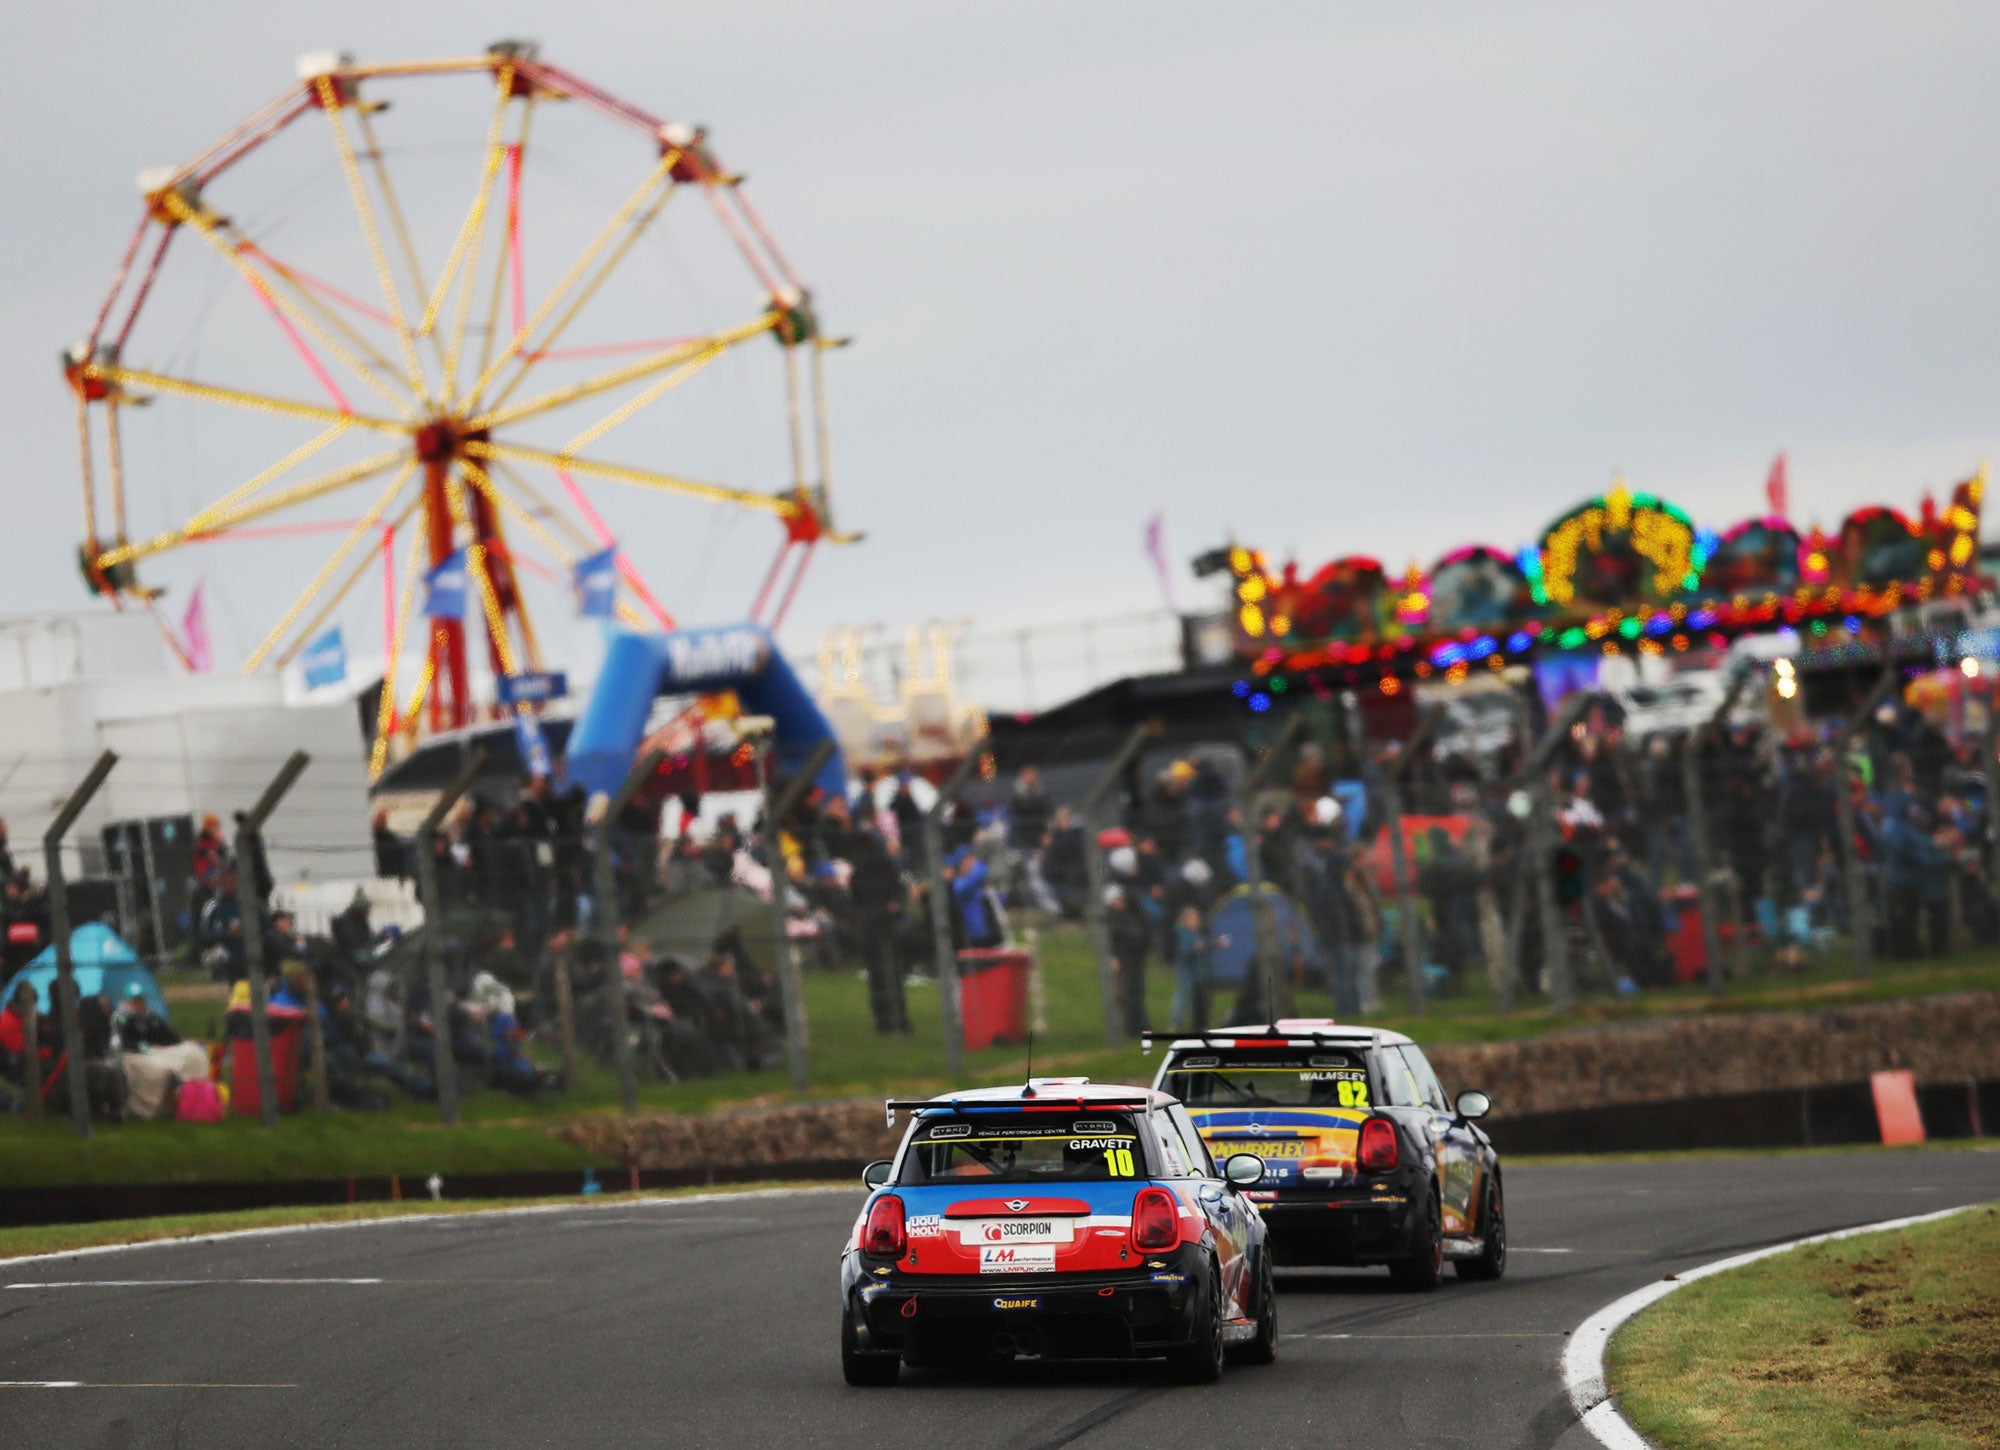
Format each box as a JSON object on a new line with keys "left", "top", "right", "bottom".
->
{"left": 1139, "top": 1028, "right": 1370, "bottom": 1055}
{"left": 883, "top": 1095, "right": 1154, "bottom": 1128}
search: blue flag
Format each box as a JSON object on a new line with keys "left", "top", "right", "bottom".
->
{"left": 300, "top": 628, "right": 347, "bottom": 689}
{"left": 513, "top": 710, "right": 554, "bottom": 778}
{"left": 423, "top": 550, "right": 468, "bottom": 620}
{"left": 574, "top": 547, "right": 619, "bottom": 619}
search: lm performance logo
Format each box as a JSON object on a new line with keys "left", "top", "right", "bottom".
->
{"left": 979, "top": 1245, "right": 1055, "bottom": 1274}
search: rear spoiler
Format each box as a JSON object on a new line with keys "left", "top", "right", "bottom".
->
{"left": 1139, "top": 1028, "right": 1369, "bottom": 1056}
{"left": 884, "top": 1095, "right": 1154, "bottom": 1128}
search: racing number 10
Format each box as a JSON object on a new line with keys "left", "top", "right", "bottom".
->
{"left": 1102, "top": 1147, "right": 1135, "bottom": 1177}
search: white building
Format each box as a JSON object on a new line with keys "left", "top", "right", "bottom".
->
{"left": 0, "top": 612, "right": 374, "bottom": 883}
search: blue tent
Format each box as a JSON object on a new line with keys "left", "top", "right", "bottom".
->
{"left": 1205, "top": 885, "right": 1325, "bottom": 985}
{"left": 2, "top": 924, "right": 168, "bottom": 1018}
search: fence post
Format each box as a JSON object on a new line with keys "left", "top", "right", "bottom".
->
{"left": 301, "top": 966, "right": 330, "bottom": 1114}
{"left": 1238, "top": 714, "right": 1306, "bottom": 1023}
{"left": 414, "top": 751, "right": 485, "bottom": 1127}
{"left": 1984, "top": 695, "right": 2000, "bottom": 926}
{"left": 1523, "top": 695, "right": 1594, "bottom": 1011}
{"left": 43, "top": 750, "right": 119, "bottom": 1140}
{"left": 233, "top": 751, "right": 310, "bottom": 1132}
{"left": 924, "top": 738, "right": 991, "bottom": 1077}
{"left": 1081, "top": 722, "right": 1160, "bottom": 1047}
{"left": 590, "top": 748, "right": 665, "bottom": 1115}
{"left": 1834, "top": 668, "right": 1897, "bottom": 982}
{"left": 20, "top": 982, "right": 43, "bottom": 1120}
{"left": 757, "top": 735, "right": 837, "bottom": 1093}
{"left": 1379, "top": 706, "right": 1443, "bottom": 1017}
{"left": 552, "top": 937, "right": 580, "bottom": 1091}
{"left": 1683, "top": 671, "right": 1753, "bottom": 996}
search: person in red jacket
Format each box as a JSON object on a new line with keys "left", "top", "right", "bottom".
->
{"left": 0, "top": 980, "right": 65, "bottom": 1102}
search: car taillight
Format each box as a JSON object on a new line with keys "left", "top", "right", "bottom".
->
{"left": 1131, "top": 1187, "right": 1181, "bottom": 1251}
{"left": 1358, "top": 1117, "right": 1400, "bottom": 1173}
{"left": 863, "top": 1194, "right": 906, "bottom": 1257}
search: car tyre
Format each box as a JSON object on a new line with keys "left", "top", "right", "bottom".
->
{"left": 1389, "top": 1186, "right": 1444, "bottom": 1293}
{"left": 841, "top": 1307, "right": 900, "bottom": 1386}
{"left": 1229, "top": 1250, "right": 1278, "bottom": 1365}
{"left": 1455, "top": 1176, "right": 1507, "bottom": 1282}
{"left": 1167, "top": 1260, "right": 1227, "bottom": 1384}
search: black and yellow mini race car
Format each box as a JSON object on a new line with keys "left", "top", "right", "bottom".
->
{"left": 1146, "top": 1020, "right": 1505, "bottom": 1289}
{"left": 838, "top": 1078, "right": 1278, "bottom": 1385}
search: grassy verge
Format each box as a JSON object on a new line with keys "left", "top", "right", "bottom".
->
{"left": 0, "top": 1180, "right": 846, "bottom": 1263}
{"left": 7, "top": 919, "right": 1995, "bottom": 1191}
{"left": 1610, "top": 1201, "right": 2000, "bottom": 1449}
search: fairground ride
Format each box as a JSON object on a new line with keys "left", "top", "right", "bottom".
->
{"left": 65, "top": 42, "right": 852, "bottom": 777}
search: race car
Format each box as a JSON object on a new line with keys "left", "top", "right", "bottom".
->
{"left": 1146, "top": 1019, "right": 1504, "bottom": 1289}
{"left": 839, "top": 1078, "right": 1278, "bottom": 1385}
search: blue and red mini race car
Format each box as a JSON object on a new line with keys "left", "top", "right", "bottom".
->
{"left": 839, "top": 1078, "right": 1278, "bottom": 1385}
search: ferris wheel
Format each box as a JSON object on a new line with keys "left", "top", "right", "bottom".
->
{"left": 66, "top": 42, "right": 850, "bottom": 773}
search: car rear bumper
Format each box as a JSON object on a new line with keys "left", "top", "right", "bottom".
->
{"left": 849, "top": 1265, "right": 1204, "bottom": 1361}
{"left": 1249, "top": 1188, "right": 1418, "bottom": 1265}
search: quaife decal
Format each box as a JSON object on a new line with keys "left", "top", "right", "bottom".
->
{"left": 979, "top": 1245, "right": 1056, "bottom": 1273}
{"left": 991, "top": 1297, "right": 1041, "bottom": 1310}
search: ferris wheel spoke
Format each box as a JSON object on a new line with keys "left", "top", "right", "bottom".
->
{"left": 261, "top": 480, "right": 425, "bottom": 673}
{"left": 370, "top": 512, "right": 433, "bottom": 778}
{"left": 155, "top": 190, "right": 421, "bottom": 420}
{"left": 481, "top": 457, "right": 598, "bottom": 554}
{"left": 468, "top": 313, "right": 776, "bottom": 433}
{"left": 353, "top": 103, "right": 442, "bottom": 376}
{"left": 93, "top": 446, "right": 403, "bottom": 572}
{"left": 556, "top": 338, "right": 733, "bottom": 459}
{"left": 244, "top": 459, "right": 419, "bottom": 673}
{"left": 421, "top": 62, "right": 518, "bottom": 400}
{"left": 461, "top": 152, "right": 677, "bottom": 413}
{"left": 82, "top": 362, "right": 405, "bottom": 437}
{"left": 315, "top": 76, "right": 430, "bottom": 400}
{"left": 186, "top": 425, "right": 354, "bottom": 534}
{"left": 473, "top": 462, "right": 653, "bottom": 631}
{"left": 469, "top": 439, "right": 792, "bottom": 518}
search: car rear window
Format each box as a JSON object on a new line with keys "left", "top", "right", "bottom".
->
{"left": 1161, "top": 1052, "right": 1373, "bottom": 1110}
{"left": 898, "top": 1113, "right": 1148, "bottom": 1184}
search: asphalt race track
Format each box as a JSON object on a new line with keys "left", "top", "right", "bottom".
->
{"left": 4, "top": 1149, "right": 1996, "bottom": 1449}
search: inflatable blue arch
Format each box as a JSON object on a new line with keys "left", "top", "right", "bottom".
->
{"left": 564, "top": 624, "right": 846, "bottom": 801}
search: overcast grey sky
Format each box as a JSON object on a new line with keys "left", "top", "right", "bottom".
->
{"left": 5, "top": 2, "right": 1999, "bottom": 679}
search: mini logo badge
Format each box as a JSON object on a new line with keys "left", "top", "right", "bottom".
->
{"left": 1005, "top": 1199, "right": 1029, "bottom": 1212}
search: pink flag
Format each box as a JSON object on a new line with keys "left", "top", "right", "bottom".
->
{"left": 1143, "top": 513, "right": 1177, "bottom": 612}
{"left": 182, "top": 582, "right": 213, "bottom": 673}
{"left": 1765, "top": 452, "right": 1789, "bottom": 518}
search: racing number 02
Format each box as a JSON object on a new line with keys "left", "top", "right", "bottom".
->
{"left": 1102, "top": 1147, "right": 1136, "bottom": 1177}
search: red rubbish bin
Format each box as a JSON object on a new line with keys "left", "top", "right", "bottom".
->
{"left": 229, "top": 1007, "right": 305, "bottom": 1117}
{"left": 956, "top": 948, "right": 1030, "bottom": 1051}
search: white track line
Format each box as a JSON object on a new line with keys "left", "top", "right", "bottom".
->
{"left": 0, "top": 1185, "right": 853, "bottom": 1273}
{"left": 9, "top": 1278, "right": 383, "bottom": 1289}
{"left": 1564, "top": 1204, "right": 1982, "bottom": 1449}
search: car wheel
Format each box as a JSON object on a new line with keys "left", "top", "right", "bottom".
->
{"left": 1167, "top": 1260, "right": 1227, "bottom": 1384}
{"left": 1230, "top": 1250, "right": 1278, "bottom": 1365}
{"left": 841, "top": 1307, "right": 900, "bottom": 1386}
{"left": 1389, "top": 1186, "right": 1444, "bottom": 1292}
{"left": 1456, "top": 1176, "right": 1507, "bottom": 1282}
